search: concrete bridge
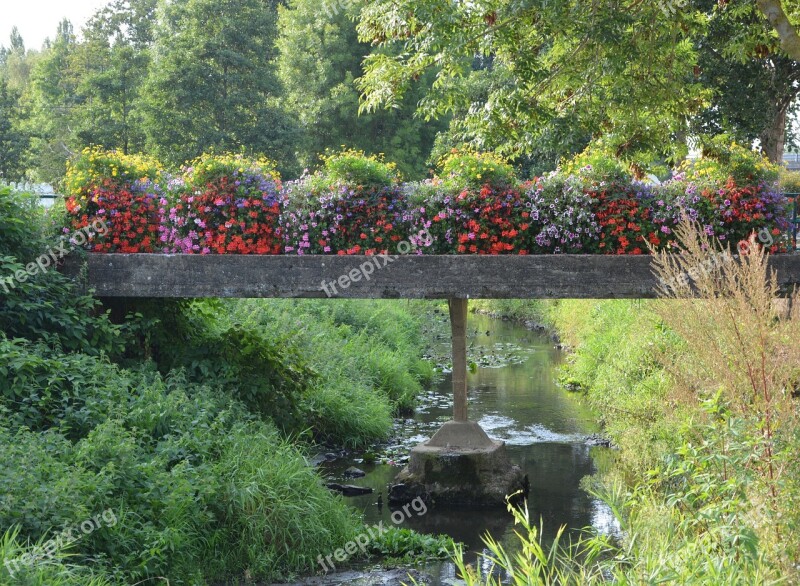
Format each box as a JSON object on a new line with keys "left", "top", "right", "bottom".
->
{"left": 63, "top": 253, "right": 800, "bottom": 506}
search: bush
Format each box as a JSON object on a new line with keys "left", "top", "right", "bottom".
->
{"left": 685, "top": 136, "right": 780, "bottom": 185}
{"left": 0, "top": 187, "right": 46, "bottom": 261}
{"left": 0, "top": 339, "right": 363, "bottom": 583}
{"left": 0, "top": 192, "right": 126, "bottom": 356}
{"left": 63, "top": 147, "right": 164, "bottom": 253}
{"left": 311, "top": 149, "right": 400, "bottom": 192}
{"left": 438, "top": 150, "right": 517, "bottom": 190}
{"left": 779, "top": 169, "right": 800, "bottom": 194}
{"left": 165, "top": 153, "right": 283, "bottom": 254}
{"left": 561, "top": 146, "right": 633, "bottom": 184}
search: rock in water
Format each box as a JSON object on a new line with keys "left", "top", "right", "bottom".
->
{"left": 343, "top": 466, "right": 366, "bottom": 478}
{"left": 326, "top": 483, "right": 373, "bottom": 496}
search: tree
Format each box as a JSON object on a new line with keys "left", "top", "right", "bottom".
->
{"left": 0, "top": 77, "right": 30, "bottom": 182}
{"left": 355, "top": 0, "right": 799, "bottom": 167}
{"left": 142, "top": 0, "right": 299, "bottom": 173}
{"left": 275, "top": 0, "right": 446, "bottom": 178}
{"left": 754, "top": 0, "right": 800, "bottom": 61}
{"left": 2, "top": 27, "right": 38, "bottom": 93}
{"left": 74, "top": 0, "right": 156, "bottom": 154}
{"left": 694, "top": 0, "right": 800, "bottom": 162}
{"left": 356, "top": 1, "right": 709, "bottom": 165}
{"left": 26, "top": 19, "right": 81, "bottom": 183}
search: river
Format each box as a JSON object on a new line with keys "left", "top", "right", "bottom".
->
{"left": 318, "top": 311, "right": 620, "bottom": 584}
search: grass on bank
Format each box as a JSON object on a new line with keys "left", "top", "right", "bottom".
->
{"left": 465, "top": 223, "right": 799, "bottom": 584}
{"left": 0, "top": 187, "right": 442, "bottom": 584}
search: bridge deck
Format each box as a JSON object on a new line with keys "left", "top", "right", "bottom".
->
{"left": 62, "top": 253, "right": 800, "bottom": 299}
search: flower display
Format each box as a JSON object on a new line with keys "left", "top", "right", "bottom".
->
{"left": 62, "top": 148, "right": 791, "bottom": 256}
{"left": 281, "top": 182, "right": 411, "bottom": 255}
{"left": 63, "top": 147, "right": 163, "bottom": 253}
{"left": 163, "top": 154, "right": 283, "bottom": 255}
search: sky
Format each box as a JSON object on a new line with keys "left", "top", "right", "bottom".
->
{"left": 1, "top": 0, "right": 109, "bottom": 50}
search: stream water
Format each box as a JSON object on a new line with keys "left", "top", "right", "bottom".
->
{"left": 318, "top": 312, "right": 620, "bottom": 584}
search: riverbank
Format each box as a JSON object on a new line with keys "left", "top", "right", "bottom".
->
{"left": 468, "top": 291, "right": 800, "bottom": 583}
{"left": 0, "top": 193, "right": 448, "bottom": 585}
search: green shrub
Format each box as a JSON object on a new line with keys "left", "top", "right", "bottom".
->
{"left": 369, "top": 527, "right": 455, "bottom": 563}
{"left": 0, "top": 339, "right": 363, "bottom": 584}
{"left": 437, "top": 149, "right": 517, "bottom": 190}
{"left": 121, "top": 299, "right": 315, "bottom": 433}
{"left": 0, "top": 191, "right": 126, "bottom": 356}
{"left": 779, "top": 169, "right": 800, "bottom": 194}
{"left": 0, "top": 187, "right": 46, "bottom": 262}
{"left": 561, "top": 146, "right": 632, "bottom": 184}
{"left": 311, "top": 149, "right": 400, "bottom": 191}
{"left": 684, "top": 136, "right": 780, "bottom": 185}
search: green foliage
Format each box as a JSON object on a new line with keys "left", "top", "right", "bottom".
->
{"left": 141, "top": 0, "right": 299, "bottom": 175}
{"left": 449, "top": 499, "right": 615, "bottom": 585}
{"left": 25, "top": 19, "right": 81, "bottom": 184}
{"left": 122, "top": 299, "right": 315, "bottom": 434}
{"left": 470, "top": 299, "right": 551, "bottom": 326}
{"left": 316, "top": 149, "right": 400, "bottom": 190}
{"left": 275, "top": 0, "right": 445, "bottom": 179}
{"left": 63, "top": 146, "right": 163, "bottom": 196}
{"left": 0, "top": 187, "right": 45, "bottom": 260}
{"left": 71, "top": 0, "right": 155, "bottom": 156}
{"left": 779, "top": 169, "right": 800, "bottom": 193}
{"left": 369, "top": 527, "right": 454, "bottom": 563}
{"left": 550, "top": 300, "right": 687, "bottom": 478}
{"left": 685, "top": 136, "right": 780, "bottom": 184}
{"left": 357, "top": 0, "right": 708, "bottom": 165}
{"left": 0, "top": 77, "right": 30, "bottom": 182}
{"left": 0, "top": 339, "right": 363, "bottom": 583}
{"left": 1, "top": 526, "right": 116, "bottom": 586}
{"left": 230, "top": 299, "right": 435, "bottom": 445}
{"left": 0, "top": 189, "right": 126, "bottom": 356}
{"left": 561, "top": 147, "right": 633, "bottom": 184}
{"left": 184, "top": 152, "right": 280, "bottom": 187}
{"left": 438, "top": 150, "right": 517, "bottom": 190}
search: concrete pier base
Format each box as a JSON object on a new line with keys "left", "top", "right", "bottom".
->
{"left": 388, "top": 421, "right": 526, "bottom": 506}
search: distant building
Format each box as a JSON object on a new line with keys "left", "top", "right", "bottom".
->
{"left": 6, "top": 182, "right": 59, "bottom": 208}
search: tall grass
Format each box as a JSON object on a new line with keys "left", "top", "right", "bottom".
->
{"left": 229, "top": 299, "right": 436, "bottom": 446}
{"left": 0, "top": 339, "right": 363, "bottom": 584}
{"left": 471, "top": 222, "right": 800, "bottom": 583}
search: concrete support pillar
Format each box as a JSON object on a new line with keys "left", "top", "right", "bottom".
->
{"left": 389, "top": 297, "right": 526, "bottom": 506}
{"left": 449, "top": 297, "right": 468, "bottom": 422}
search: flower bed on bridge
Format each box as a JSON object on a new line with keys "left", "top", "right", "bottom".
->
{"left": 61, "top": 146, "right": 789, "bottom": 255}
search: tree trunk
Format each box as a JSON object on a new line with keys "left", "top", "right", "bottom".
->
{"left": 760, "top": 101, "right": 788, "bottom": 163}
{"left": 756, "top": 0, "right": 800, "bottom": 62}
